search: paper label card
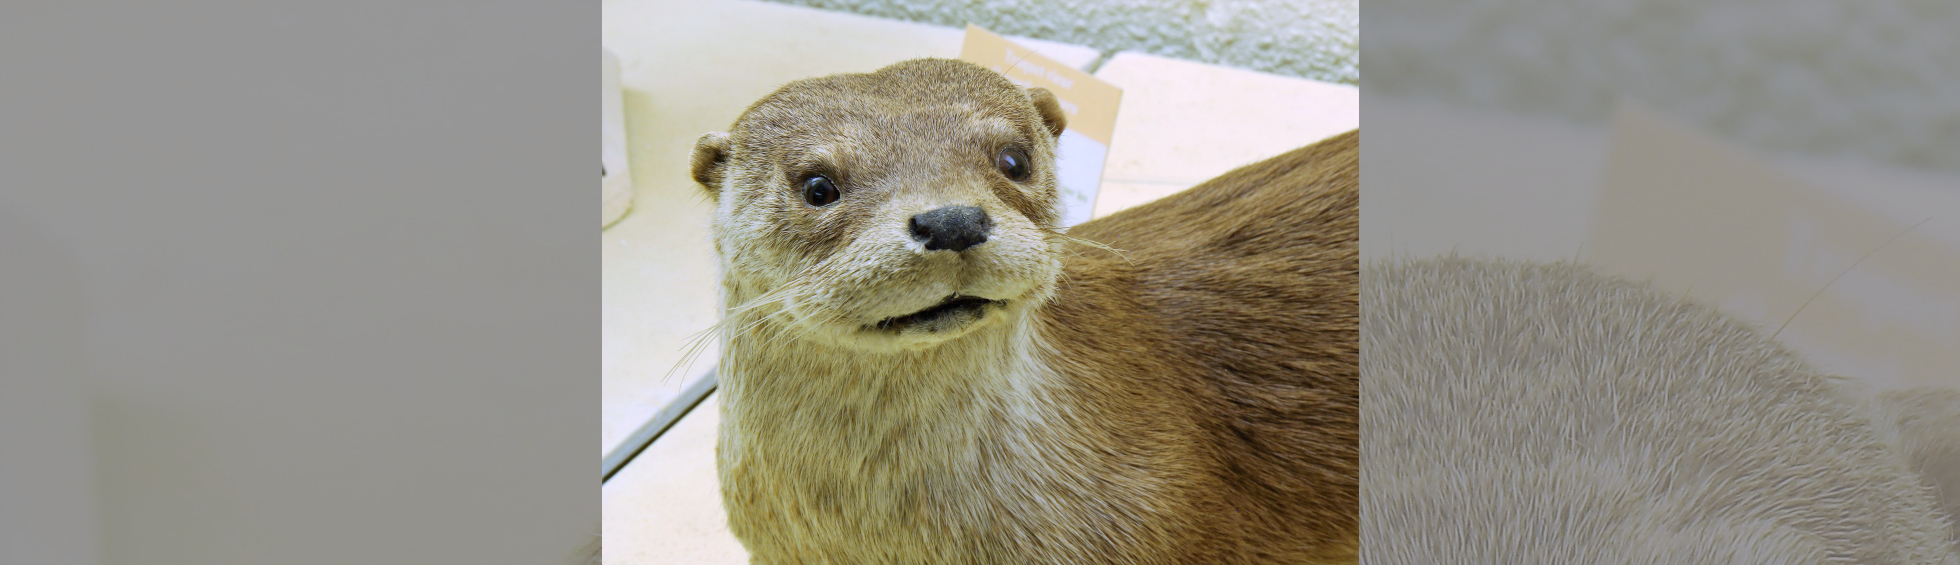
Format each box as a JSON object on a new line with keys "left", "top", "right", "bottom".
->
{"left": 960, "top": 25, "right": 1122, "bottom": 229}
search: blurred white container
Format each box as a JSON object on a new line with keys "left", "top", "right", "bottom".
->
{"left": 603, "top": 49, "right": 634, "bottom": 229}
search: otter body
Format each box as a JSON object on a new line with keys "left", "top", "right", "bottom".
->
{"left": 691, "top": 59, "right": 1357, "bottom": 564}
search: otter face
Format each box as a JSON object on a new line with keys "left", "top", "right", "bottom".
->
{"left": 690, "top": 59, "right": 1071, "bottom": 350}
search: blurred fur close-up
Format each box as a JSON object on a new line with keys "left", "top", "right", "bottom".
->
{"left": 1363, "top": 0, "right": 1960, "bottom": 560}
{"left": 1363, "top": 259, "right": 1960, "bottom": 563}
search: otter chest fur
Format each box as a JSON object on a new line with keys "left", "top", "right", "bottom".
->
{"left": 689, "top": 58, "right": 1358, "bottom": 564}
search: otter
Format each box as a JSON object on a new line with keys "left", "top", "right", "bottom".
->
{"left": 688, "top": 58, "right": 1357, "bottom": 564}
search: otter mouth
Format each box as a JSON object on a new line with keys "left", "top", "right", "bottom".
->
{"left": 873, "top": 295, "right": 1001, "bottom": 332}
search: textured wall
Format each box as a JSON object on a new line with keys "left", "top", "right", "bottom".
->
{"left": 1365, "top": 0, "right": 1960, "bottom": 173}
{"left": 763, "top": 0, "right": 1359, "bottom": 85}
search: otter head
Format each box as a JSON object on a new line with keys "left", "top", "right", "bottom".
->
{"left": 691, "top": 58, "right": 1071, "bottom": 350}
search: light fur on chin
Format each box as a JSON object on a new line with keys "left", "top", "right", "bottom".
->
{"left": 715, "top": 305, "right": 1107, "bottom": 562}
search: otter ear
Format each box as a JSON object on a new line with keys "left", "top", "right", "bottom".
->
{"left": 690, "top": 132, "right": 732, "bottom": 196}
{"left": 1026, "top": 88, "right": 1067, "bottom": 137}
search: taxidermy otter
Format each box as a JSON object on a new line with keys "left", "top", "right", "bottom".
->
{"left": 685, "top": 58, "right": 1359, "bottom": 564}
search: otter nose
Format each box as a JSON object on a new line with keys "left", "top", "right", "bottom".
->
{"left": 909, "top": 205, "right": 991, "bottom": 252}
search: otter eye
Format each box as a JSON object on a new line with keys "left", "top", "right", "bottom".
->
{"left": 802, "top": 175, "right": 839, "bottom": 207}
{"left": 996, "top": 147, "right": 1031, "bottom": 182}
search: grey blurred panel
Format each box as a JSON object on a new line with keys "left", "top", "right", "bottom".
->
{"left": 0, "top": 0, "right": 595, "bottom": 563}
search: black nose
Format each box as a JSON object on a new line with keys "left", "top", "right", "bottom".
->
{"left": 909, "top": 205, "right": 991, "bottom": 252}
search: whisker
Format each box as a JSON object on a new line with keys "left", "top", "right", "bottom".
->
{"left": 1041, "top": 227, "right": 1133, "bottom": 265}
{"left": 1772, "top": 216, "right": 1931, "bottom": 340}
{"left": 661, "top": 269, "right": 816, "bottom": 384}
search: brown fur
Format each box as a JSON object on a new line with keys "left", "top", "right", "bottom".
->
{"left": 690, "top": 58, "right": 1356, "bottom": 564}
